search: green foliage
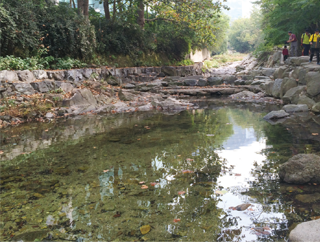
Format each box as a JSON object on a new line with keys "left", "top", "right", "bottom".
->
{"left": 0, "top": 55, "right": 86, "bottom": 70}
{"left": 203, "top": 53, "right": 246, "bottom": 70}
{"left": 229, "top": 7, "right": 264, "bottom": 53}
{"left": 258, "top": 0, "right": 320, "bottom": 46}
{"left": 0, "top": 0, "right": 95, "bottom": 59}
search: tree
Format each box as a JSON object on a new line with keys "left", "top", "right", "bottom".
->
{"left": 77, "top": 0, "right": 89, "bottom": 16}
{"left": 229, "top": 7, "right": 263, "bottom": 53}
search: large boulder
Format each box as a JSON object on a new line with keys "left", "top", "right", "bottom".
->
{"left": 282, "top": 104, "right": 308, "bottom": 113}
{"left": 207, "top": 76, "right": 223, "bottom": 86}
{"left": 65, "top": 70, "right": 83, "bottom": 83}
{"left": 263, "top": 110, "right": 290, "bottom": 120}
{"left": 289, "top": 219, "right": 320, "bottom": 242}
{"left": 118, "top": 90, "right": 135, "bottom": 101}
{"left": 30, "top": 81, "right": 50, "bottom": 93}
{"left": 17, "top": 70, "right": 36, "bottom": 83}
{"left": 62, "top": 88, "right": 97, "bottom": 108}
{"left": 306, "top": 72, "right": 320, "bottom": 97}
{"left": 12, "top": 83, "right": 35, "bottom": 95}
{"left": 282, "top": 86, "right": 306, "bottom": 104}
{"left": 298, "top": 95, "right": 316, "bottom": 109}
{"left": 161, "top": 66, "right": 177, "bottom": 76}
{"left": 271, "top": 79, "right": 283, "bottom": 98}
{"left": 0, "top": 70, "right": 19, "bottom": 82}
{"left": 47, "top": 71, "right": 65, "bottom": 81}
{"left": 279, "top": 154, "right": 320, "bottom": 184}
{"left": 263, "top": 81, "right": 274, "bottom": 96}
{"left": 32, "top": 70, "right": 47, "bottom": 80}
{"left": 183, "top": 79, "right": 198, "bottom": 86}
{"left": 221, "top": 75, "right": 237, "bottom": 84}
{"left": 280, "top": 77, "right": 298, "bottom": 97}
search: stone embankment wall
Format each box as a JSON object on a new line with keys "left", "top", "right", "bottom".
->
{"left": 235, "top": 53, "right": 320, "bottom": 113}
{"left": 0, "top": 64, "right": 203, "bottom": 97}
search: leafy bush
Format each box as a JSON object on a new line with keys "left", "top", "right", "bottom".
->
{"left": 0, "top": 0, "right": 95, "bottom": 60}
{"left": 0, "top": 56, "right": 87, "bottom": 70}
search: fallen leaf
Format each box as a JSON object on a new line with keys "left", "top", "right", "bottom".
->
{"left": 141, "top": 185, "right": 148, "bottom": 189}
{"left": 173, "top": 219, "right": 181, "bottom": 223}
{"left": 311, "top": 216, "right": 320, "bottom": 220}
{"left": 150, "top": 182, "right": 159, "bottom": 186}
{"left": 235, "top": 173, "right": 241, "bottom": 176}
{"left": 312, "top": 133, "right": 319, "bottom": 136}
{"left": 0, "top": 151, "right": 4, "bottom": 155}
{"left": 186, "top": 158, "right": 194, "bottom": 161}
{"left": 93, "top": 147, "right": 96, "bottom": 149}
{"left": 103, "top": 170, "right": 109, "bottom": 173}
{"left": 182, "top": 170, "right": 194, "bottom": 174}
{"left": 45, "top": 129, "right": 48, "bottom": 132}
{"left": 139, "top": 181, "right": 145, "bottom": 185}
{"left": 177, "top": 155, "right": 181, "bottom": 157}
{"left": 140, "top": 225, "right": 151, "bottom": 235}
{"left": 137, "top": 138, "right": 141, "bottom": 141}
{"left": 144, "top": 126, "right": 151, "bottom": 130}
{"left": 178, "top": 191, "right": 185, "bottom": 195}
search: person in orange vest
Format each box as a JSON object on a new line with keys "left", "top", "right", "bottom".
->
{"left": 309, "top": 29, "right": 320, "bottom": 65}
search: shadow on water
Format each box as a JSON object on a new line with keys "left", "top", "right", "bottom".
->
{"left": 0, "top": 104, "right": 320, "bottom": 241}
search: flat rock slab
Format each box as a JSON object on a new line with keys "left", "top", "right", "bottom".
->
{"left": 162, "top": 87, "right": 244, "bottom": 96}
{"left": 289, "top": 219, "right": 320, "bottom": 242}
{"left": 263, "top": 110, "right": 290, "bottom": 120}
{"left": 283, "top": 104, "right": 308, "bottom": 113}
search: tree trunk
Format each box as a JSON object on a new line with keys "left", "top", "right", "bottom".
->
{"left": 137, "top": 0, "right": 145, "bottom": 29}
{"left": 113, "top": 0, "right": 116, "bottom": 20}
{"left": 104, "top": 0, "right": 110, "bottom": 20}
{"left": 77, "top": 0, "right": 89, "bottom": 17}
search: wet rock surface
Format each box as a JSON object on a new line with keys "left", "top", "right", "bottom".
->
{"left": 289, "top": 219, "right": 320, "bottom": 242}
{"left": 279, "top": 154, "right": 320, "bottom": 184}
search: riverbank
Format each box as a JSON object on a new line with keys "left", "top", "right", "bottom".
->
{"left": 1, "top": 51, "right": 320, "bottom": 129}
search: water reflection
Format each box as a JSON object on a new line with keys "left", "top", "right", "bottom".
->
{"left": 0, "top": 107, "right": 320, "bottom": 241}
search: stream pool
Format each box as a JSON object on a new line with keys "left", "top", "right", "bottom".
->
{"left": 1, "top": 104, "right": 320, "bottom": 241}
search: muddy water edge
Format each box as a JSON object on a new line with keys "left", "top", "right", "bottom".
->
{"left": 1, "top": 100, "right": 320, "bottom": 241}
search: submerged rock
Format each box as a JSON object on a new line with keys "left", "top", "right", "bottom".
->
{"left": 279, "top": 154, "right": 320, "bottom": 184}
{"left": 263, "top": 110, "right": 290, "bottom": 120}
{"left": 289, "top": 219, "right": 320, "bottom": 242}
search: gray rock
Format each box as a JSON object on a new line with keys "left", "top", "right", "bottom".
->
{"left": 254, "top": 76, "right": 270, "bottom": 80}
{"left": 31, "top": 81, "right": 50, "bottom": 93}
{"left": 289, "top": 219, "right": 320, "bottom": 242}
{"left": 122, "top": 83, "right": 135, "bottom": 89}
{"left": 62, "top": 88, "right": 97, "bottom": 108}
{"left": 279, "top": 154, "right": 320, "bottom": 184}
{"left": 207, "top": 76, "right": 223, "bottom": 86}
{"left": 60, "top": 83, "right": 74, "bottom": 93}
{"left": 235, "top": 80, "right": 246, "bottom": 85}
{"left": 230, "top": 91, "right": 257, "bottom": 100}
{"left": 263, "top": 110, "right": 290, "bottom": 120}
{"left": 81, "top": 69, "right": 93, "bottom": 79}
{"left": 312, "top": 102, "right": 320, "bottom": 113}
{"left": 289, "top": 56, "right": 310, "bottom": 66}
{"left": 12, "top": 83, "right": 35, "bottom": 95}
{"left": 272, "top": 79, "right": 283, "bottom": 98}
{"left": 106, "top": 76, "right": 120, "bottom": 86}
{"left": 45, "top": 112, "right": 55, "bottom": 119}
{"left": 251, "top": 80, "right": 266, "bottom": 85}
{"left": 282, "top": 104, "right": 308, "bottom": 113}
{"left": 261, "top": 68, "right": 276, "bottom": 76}
{"left": 280, "top": 77, "right": 298, "bottom": 97}
{"left": 298, "top": 96, "right": 316, "bottom": 109}
{"left": 137, "top": 103, "right": 153, "bottom": 111}
{"left": 17, "top": 70, "right": 36, "bottom": 83}
{"left": 222, "top": 75, "right": 237, "bottom": 84}
{"left": 43, "top": 80, "right": 55, "bottom": 91}
{"left": 198, "top": 78, "right": 207, "bottom": 86}
{"left": 65, "top": 70, "right": 83, "bottom": 83}
{"left": 282, "top": 86, "right": 306, "bottom": 104}
{"left": 157, "top": 72, "right": 166, "bottom": 77}
{"left": 184, "top": 79, "right": 198, "bottom": 86}
{"left": 32, "top": 70, "right": 47, "bottom": 79}
{"left": 161, "top": 66, "right": 177, "bottom": 76}
{"left": 118, "top": 90, "right": 135, "bottom": 101}
{"left": 306, "top": 72, "right": 320, "bottom": 97}
{"left": 273, "top": 67, "right": 287, "bottom": 79}
{"left": 47, "top": 71, "right": 65, "bottom": 81}
{"left": 0, "top": 70, "right": 19, "bottom": 82}
{"left": 241, "top": 75, "right": 254, "bottom": 80}
{"left": 260, "top": 81, "right": 273, "bottom": 93}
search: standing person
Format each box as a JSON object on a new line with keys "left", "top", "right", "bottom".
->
{"left": 309, "top": 29, "right": 320, "bottom": 65}
{"left": 283, "top": 45, "right": 289, "bottom": 61}
{"left": 287, "top": 31, "right": 298, "bottom": 57}
{"left": 301, "top": 29, "right": 311, "bottom": 56}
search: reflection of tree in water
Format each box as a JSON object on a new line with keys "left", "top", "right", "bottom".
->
{"left": 1, "top": 109, "right": 239, "bottom": 241}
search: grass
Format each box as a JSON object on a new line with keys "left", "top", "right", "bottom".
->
{"left": 203, "top": 53, "right": 247, "bottom": 70}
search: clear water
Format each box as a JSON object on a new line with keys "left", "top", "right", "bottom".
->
{"left": 1, "top": 106, "right": 320, "bottom": 241}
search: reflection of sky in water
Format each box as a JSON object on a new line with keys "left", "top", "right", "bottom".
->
{"left": 217, "top": 121, "right": 285, "bottom": 240}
